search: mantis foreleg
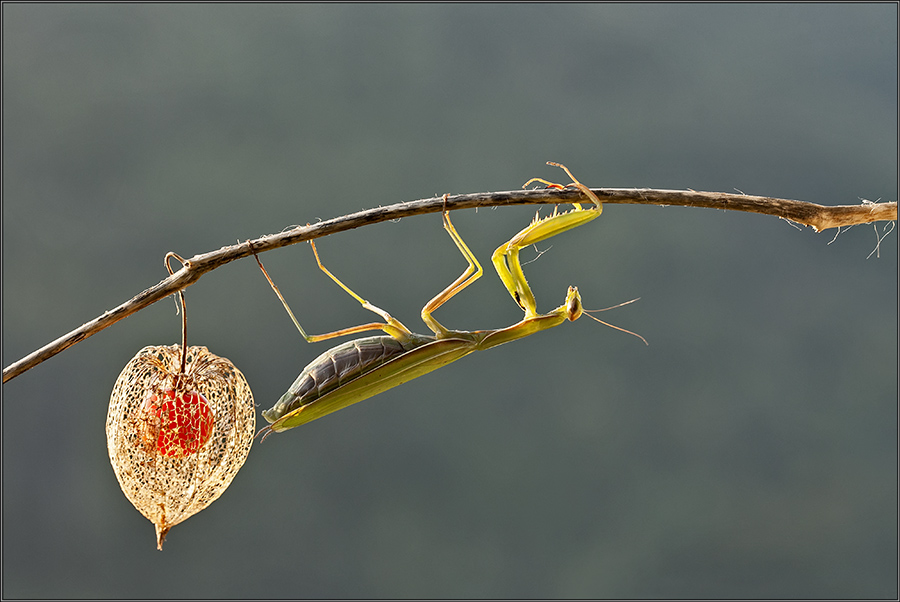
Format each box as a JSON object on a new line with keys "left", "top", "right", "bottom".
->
{"left": 492, "top": 162, "right": 603, "bottom": 317}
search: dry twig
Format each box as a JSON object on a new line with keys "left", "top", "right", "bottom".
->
{"left": 3, "top": 187, "right": 895, "bottom": 382}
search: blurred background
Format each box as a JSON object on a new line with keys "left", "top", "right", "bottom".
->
{"left": 2, "top": 4, "right": 896, "bottom": 598}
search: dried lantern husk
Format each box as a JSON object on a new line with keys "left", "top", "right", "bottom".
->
{"left": 107, "top": 344, "right": 255, "bottom": 549}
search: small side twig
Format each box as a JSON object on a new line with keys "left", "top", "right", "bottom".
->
{"left": 3, "top": 187, "right": 895, "bottom": 383}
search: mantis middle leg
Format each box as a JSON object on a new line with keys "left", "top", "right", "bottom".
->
{"left": 420, "top": 198, "right": 484, "bottom": 337}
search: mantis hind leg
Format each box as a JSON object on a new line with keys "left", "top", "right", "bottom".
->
{"left": 252, "top": 239, "right": 414, "bottom": 344}
{"left": 421, "top": 196, "right": 484, "bottom": 336}
{"left": 492, "top": 162, "right": 603, "bottom": 317}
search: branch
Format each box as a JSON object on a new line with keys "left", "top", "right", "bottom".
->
{"left": 4, "top": 187, "right": 895, "bottom": 383}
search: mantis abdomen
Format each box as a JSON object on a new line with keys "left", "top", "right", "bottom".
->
{"left": 263, "top": 335, "right": 424, "bottom": 423}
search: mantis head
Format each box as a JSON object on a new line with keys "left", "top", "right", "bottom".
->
{"left": 565, "top": 286, "right": 584, "bottom": 322}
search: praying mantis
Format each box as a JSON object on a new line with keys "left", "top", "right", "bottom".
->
{"left": 254, "top": 163, "right": 646, "bottom": 438}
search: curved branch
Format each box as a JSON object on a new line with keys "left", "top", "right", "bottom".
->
{"left": 3, "top": 187, "right": 896, "bottom": 382}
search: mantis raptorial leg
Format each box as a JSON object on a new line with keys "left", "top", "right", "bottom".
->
{"left": 492, "top": 161, "right": 603, "bottom": 317}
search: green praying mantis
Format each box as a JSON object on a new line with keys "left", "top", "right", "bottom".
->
{"left": 254, "top": 163, "right": 646, "bottom": 439}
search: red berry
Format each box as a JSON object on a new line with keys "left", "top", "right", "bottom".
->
{"left": 139, "top": 389, "right": 214, "bottom": 457}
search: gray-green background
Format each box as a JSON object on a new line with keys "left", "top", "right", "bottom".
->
{"left": 3, "top": 4, "right": 897, "bottom": 599}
